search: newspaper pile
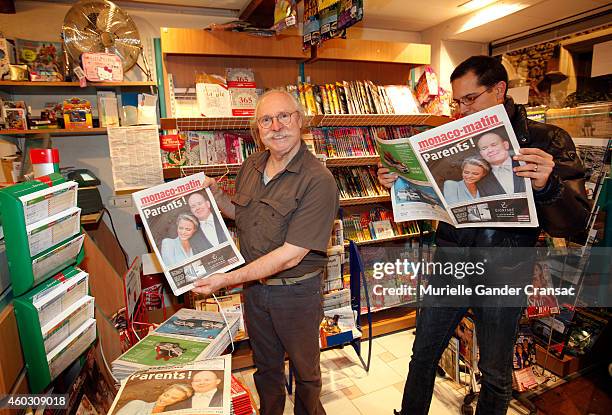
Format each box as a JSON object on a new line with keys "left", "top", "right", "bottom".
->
{"left": 108, "top": 356, "right": 232, "bottom": 415}
{"left": 229, "top": 375, "right": 255, "bottom": 415}
{"left": 112, "top": 309, "right": 240, "bottom": 382}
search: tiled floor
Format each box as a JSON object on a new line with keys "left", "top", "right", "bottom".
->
{"left": 234, "top": 329, "right": 533, "bottom": 415}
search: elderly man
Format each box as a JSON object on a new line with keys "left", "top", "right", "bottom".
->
{"left": 378, "top": 55, "right": 590, "bottom": 415}
{"left": 165, "top": 370, "right": 223, "bottom": 410}
{"left": 187, "top": 192, "right": 227, "bottom": 253}
{"left": 193, "top": 89, "right": 339, "bottom": 415}
{"left": 475, "top": 131, "right": 526, "bottom": 196}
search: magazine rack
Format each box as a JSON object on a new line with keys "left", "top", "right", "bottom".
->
{"left": 509, "top": 176, "right": 612, "bottom": 415}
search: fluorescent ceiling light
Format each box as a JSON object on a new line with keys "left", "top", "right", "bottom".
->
{"left": 457, "top": 2, "right": 528, "bottom": 33}
{"left": 458, "top": 0, "right": 498, "bottom": 10}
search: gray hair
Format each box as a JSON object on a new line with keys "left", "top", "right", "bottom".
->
{"left": 250, "top": 88, "right": 307, "bottom": 148}
{"left": 176, "top": 213, "right": 199, "bottom": 228}
{"left": 461, "top": 156, "right": 490, "bottom": 174}
{"left": 162, "top": 383, "right": 194, "bottom": 398}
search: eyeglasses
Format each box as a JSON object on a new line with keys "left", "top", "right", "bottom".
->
{"left": 450, "top": 87, "right": 492, "bottom": 111}
{"left": 256, "top": 110, "right": 299, "bottom": 129}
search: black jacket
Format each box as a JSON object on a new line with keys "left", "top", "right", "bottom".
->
{"left": 436, "top": 97, "right": 591, "bottom": 248}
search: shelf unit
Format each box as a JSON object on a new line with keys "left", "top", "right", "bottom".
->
{"left": 163, "top": 163, "right": 242, "bottom": 179}
{"left": 0, "top": 128, "right": 107, "bottom": 137}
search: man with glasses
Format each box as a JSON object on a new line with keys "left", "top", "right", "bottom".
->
{"left": 379, "top": 55, "right": 589, "bottom": 414}
{"left": 192, "top": 89, "right": 339, "bottom": 415}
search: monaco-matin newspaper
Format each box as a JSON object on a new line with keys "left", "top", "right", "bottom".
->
{"left": 133, "top": 173, "right": 244, "bottom": 296}
{"left": 108, "top": 356, "right": 231, "bottom": 415}
{"left": 378, "top": 105, "right": 538, "bottom": 228}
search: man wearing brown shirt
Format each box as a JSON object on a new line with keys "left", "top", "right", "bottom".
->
{"left": 193, "top": 89, "right": 339, "bottom": 415}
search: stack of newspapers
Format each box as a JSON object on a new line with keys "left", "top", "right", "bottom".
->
{"left": 111, "top": 309, "right": 240, "bottom": 382}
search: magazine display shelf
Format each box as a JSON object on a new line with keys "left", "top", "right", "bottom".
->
{"left": 325, "top": 155, "right": 380, "bottom": 167}
{"left": 340, "top": 194, "right": 390, "bottom": 207}
{"left": 163, "top": 163, "right": 242, "bottom": 179}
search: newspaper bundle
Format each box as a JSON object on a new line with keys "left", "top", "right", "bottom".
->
{"left": 112, "top": 309, "right": 240, "bottom": 382}
{"left": 133, "top": 173, "right": 245, "bottom": 296}
{"left": 108, "top": 356, "right": 232, "bottom": 415}
{"left": 377, "top": 105, "right": 539, "bottom": 228}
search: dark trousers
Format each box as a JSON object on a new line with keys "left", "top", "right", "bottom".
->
{"left": 400, "top": 306, "right": 524, "bottom": 415}
{"left": 244, "top": 275, "right": 325, "bottom": 415}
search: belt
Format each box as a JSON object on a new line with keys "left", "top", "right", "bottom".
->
{"left": 259, "top": 269, "right": 322, "bottom": 286}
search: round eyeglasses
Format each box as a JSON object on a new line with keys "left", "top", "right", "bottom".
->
{"left": 256, "top": 110, "right": 299, "bottom": 129}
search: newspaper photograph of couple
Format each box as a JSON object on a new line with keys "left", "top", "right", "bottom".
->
{"left": 133, "top": 173, "right": 244, "bottom": 296}
{"left": 378, "top": 104, "right": 539, "bottom": 228}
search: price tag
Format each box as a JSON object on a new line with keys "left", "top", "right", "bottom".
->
{"left": 73, "top": 66, "right": 87, "bottom": 88}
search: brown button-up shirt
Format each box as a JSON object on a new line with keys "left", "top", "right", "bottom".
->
{"left": 232, "top": 141, "right": 339, "bottom": 279}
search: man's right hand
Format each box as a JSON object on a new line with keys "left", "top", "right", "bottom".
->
{"left": 377, "top": 163, "right": 398, "bottom": 189}
{"left": 203, "top": 176, "right": 219, "bottom": 193}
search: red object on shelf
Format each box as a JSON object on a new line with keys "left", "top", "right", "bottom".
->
{"left": 30, "top": 148, "right": 60, "bottom": 164}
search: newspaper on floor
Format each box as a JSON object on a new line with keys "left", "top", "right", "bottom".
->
{"left": 133, "top": 173, "right": 245, "bottom": 296}
{"left": 108, "top": 356, "right": 232, "bottom": 415}
{"left": 377, "top": 104, "right": 538, "bottom": 228}
{"left": 108, "top": 125, "right": 164, "bottom": 191}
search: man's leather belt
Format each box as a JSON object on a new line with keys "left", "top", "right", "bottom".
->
{"left": 259, "top": 269, "right": 322, "bottom": 286}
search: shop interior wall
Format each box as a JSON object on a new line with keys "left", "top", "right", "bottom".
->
{"left": 0, "top": 1, "right": 424, "bottom": 261}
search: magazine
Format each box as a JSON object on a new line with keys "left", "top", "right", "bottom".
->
{"left": 109, "top": 356, "right": 232, "bottom": 415}
{"left": 377, "top": 105, "right": 539, "bottom": 228}
{"left": 525, "top": 261, "right": 560, "bottom": 319}
{"left": 319, "top": 306, "right": 362, "bottom": 348}
{"left": 133, "top": 173, "right": 245, "bottom": 296}
{"left": 112, "top": 309, "right": 240, "bottom": 381}
{"left": 440, "top": 337, "right": 460, "bottom": 383}
{"left": 513, "top": 328, "right": 537, "bottom": 370}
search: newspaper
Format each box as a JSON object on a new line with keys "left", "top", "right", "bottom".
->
{"left": 108, "top": 356, "right": 232, "bottom": 415}
{"left": 378, "top": 105, "right": 539, "bottom": 228}
{"left": 133, "top": 173, "right": 245, "bottom": 296}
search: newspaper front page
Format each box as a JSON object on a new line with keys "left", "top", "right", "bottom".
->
{"left": 108, "top": 356, "right": 232, "bottom": 415}
{"left": 378, "top": 105, "right": 538, "bottom": 228}
{"left": 409, "top": 105, "right": 538, "bottom": 228}
{"left": 133, "top": 173, "right": 244, "bottom": 296}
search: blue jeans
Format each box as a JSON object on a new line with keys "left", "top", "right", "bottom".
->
{"left": 400, "top": 306, "right": 524, "bottom": 415}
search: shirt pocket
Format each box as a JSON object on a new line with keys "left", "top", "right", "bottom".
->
{"left": 258, "top": 197, "right": 298, "bottom": 249}
{"left": 233, "top": 192, "right": 252, "bottom": 227}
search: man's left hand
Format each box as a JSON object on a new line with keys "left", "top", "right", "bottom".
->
{"left": 192, "top": 273, "right": 228, "bottom": 297}
{"left": 513, "top": 148, "right": 555, "bottom": 191}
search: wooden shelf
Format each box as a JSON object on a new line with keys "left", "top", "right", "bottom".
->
{"left": 0, "top": 81, "right": 156, "bottom": 88}
{"left": 325, "top": 155, "right": 379, "bottom": 167}
{"left": 360, "top": 307, "right": 416, "bottom": 339}
{"left": 339, "top": 194, "right": 390, "bottom": 206}
{"left": 81, "top": 211, "right": 103, "bottom": 226}
{"left": 0, "top": 128, "right": 107, "bottom": 137}
{"left": 161, "top": 28, "right": 308, "bottom": 60}
{"left": 344, "top": 232, "right": 424, "bottom": 247}
{"left": 311, "top": 113, "right": 449, "bottom": 127}
{"left": 311, "top": 38, "right": 430, "bottom": 65}
{"left": 161, "top": 113, "right": 448, "bottom": 132}
{"left": 164, "top": 164, "right": 242, "bottom": 179}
